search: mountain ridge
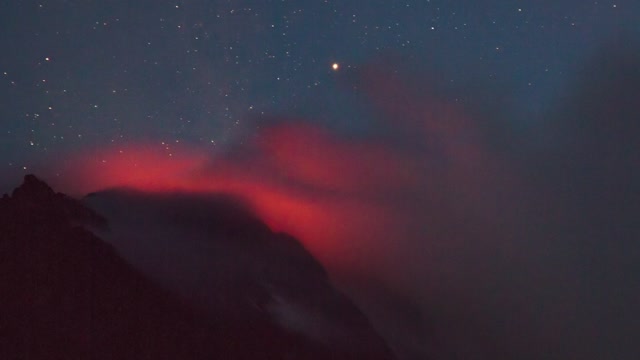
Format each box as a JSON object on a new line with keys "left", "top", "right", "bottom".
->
{"left": 0, "top": 174, "right": 394, "bottom": 360}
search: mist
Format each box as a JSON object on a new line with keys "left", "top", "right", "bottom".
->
{"left": 39, "top": 37, "right": 640, "bottom": 359}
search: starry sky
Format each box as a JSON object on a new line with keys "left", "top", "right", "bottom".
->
{"left": 0, "top": 0, "right": 636, "bottom": 182}
{"left": 2, "top": 1, "right": 640, "bottom": 359}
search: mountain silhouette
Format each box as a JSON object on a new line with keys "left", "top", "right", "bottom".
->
{"left": 0, "top": 175, "right": 393, "bottom": 360}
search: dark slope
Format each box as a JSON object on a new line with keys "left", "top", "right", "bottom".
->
{"left": 0, "top": 175, "right": 393, "bottom": 360}
{"left": 83, "top": 188, "right": 391, "bottom": 354}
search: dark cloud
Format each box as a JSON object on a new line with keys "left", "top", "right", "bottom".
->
{"left": 47, "top": 36, "right": 640, "bottom": 359}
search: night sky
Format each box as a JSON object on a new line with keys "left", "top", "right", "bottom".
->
{"left": 0, "top": 1, "right": 636, "bottom": 178}
{"left": 2, "top": 1, "right": 640, "bottom": 359}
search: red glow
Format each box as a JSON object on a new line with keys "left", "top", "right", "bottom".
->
{"left": 58, "top": 73, "right": 521, "bottom": 273}
{"left": 256, "top": 123, "right": 422, "bottom": 195}
{"left": 59, "top": 131, "right": 400, "bottom": 266}
{"left": 61, "top": 145, "right": 208, "bottom": 193}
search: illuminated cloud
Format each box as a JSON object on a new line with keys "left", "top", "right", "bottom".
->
{"left": 52, "top": 43, "right": 640, "bottom": 358}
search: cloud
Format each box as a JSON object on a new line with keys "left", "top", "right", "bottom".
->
{"left": 50, "top": 37, "right": 640, "bottom": 359}
{"left": 52, "top": 70, "right": 520, "bottom": 358}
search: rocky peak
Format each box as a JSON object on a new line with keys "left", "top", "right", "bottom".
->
{"left": 11, "top": 174, "right": 56, "bottom": 203}
{"left": 4, "top": 174, "right": 107, "bottom": 230}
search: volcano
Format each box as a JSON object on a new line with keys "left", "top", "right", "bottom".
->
{"left": 0, "top": 174, "right": 393, "bottom": 360}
